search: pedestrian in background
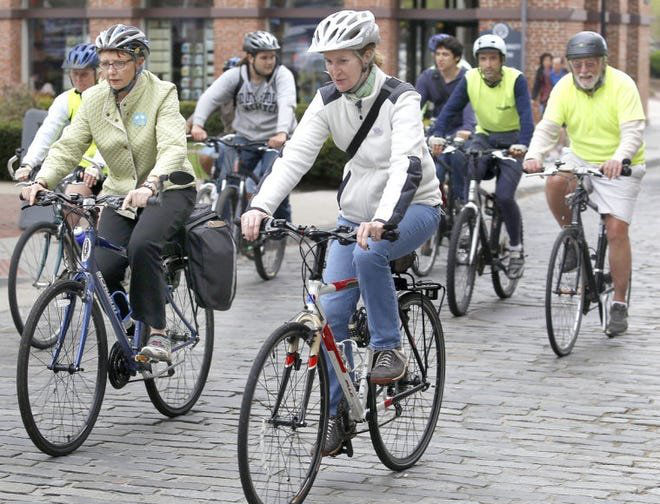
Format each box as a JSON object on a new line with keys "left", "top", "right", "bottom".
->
{"left": 532, "top": 52, "right": 553, "bottom": 120}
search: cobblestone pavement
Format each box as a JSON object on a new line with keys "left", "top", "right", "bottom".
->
{"left": 0, "top": 169, "right": 658, "bottom": 504}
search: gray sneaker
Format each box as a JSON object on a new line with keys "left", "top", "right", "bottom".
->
{"left": 139, "top": 333, "right": 171, "bottom": 362}
{"left": 605, "top": 303, "right": 628, "bottom": 336}
{"left": 507, "top": 250, "right": 525, "bottom": 279}
{"left": 370, "top": 348, "right": 407, "bottom": 385}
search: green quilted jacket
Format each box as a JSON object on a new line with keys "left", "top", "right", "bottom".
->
{"left": 39, "top": 70, "right": 195, "bottom": 196}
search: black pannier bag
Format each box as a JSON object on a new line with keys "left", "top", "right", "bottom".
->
{"left": 184, "top": 204, "right": 237, "bottom": 310}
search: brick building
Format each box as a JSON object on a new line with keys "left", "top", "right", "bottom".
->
{"left": 0, "top": 0, "right": 652, "bottom": 106}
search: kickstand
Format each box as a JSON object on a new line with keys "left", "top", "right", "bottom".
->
{"left": 339, "top": 438, "right": 353, "bottom": 457}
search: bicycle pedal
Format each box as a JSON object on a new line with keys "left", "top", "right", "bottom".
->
{"left": 134, "top": 354, "right": 149, "bottom": 363}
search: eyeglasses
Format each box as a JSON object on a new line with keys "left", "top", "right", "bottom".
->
{"left": 99, "top": 60, "right": 132, "bottom": 71}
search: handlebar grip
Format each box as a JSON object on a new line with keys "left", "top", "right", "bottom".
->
{"left": 382, "top": 229, "right": 399, "bottom": 242}
{"left": 146, "top": 195, "right": 160, "bottom": 206}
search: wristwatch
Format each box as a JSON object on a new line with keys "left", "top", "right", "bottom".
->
{"left": 142, "top": 181, "right": 157, "bottom": 195}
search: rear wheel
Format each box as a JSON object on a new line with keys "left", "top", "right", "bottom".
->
{"left": 491, "top": 213, "right": 521, "bottom": 298}
{"left": 368, "top": 292, "right": 445, "bottom": 471}
{"left": 8, "top": 221, "right": 77, "bottom": 338}
{"left": 546, "top": 229, "right": 584, "bottom": 357}
{"left": 238, "top": 323, "right": 327, "bottom": 504}
{"left": 254, "top": 234, "right": 287, "bottom": 280}
{"left": 145, "top": 263, "right": 214, "bottom": 417}
{"left": 446, "top": 207, "right": 478, "bottom": 316}
{"left": 17, "top": 280, "right": 107, "bottom": 456}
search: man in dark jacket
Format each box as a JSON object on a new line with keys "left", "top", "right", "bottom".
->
{"left": 416, "top": 34, "right": 475, "bottom": 203}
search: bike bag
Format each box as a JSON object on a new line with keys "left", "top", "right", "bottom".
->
{"left": 184, "top": 204, "right": 237, "bottom": 311}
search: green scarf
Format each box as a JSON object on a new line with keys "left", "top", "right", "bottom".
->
{"left": 345, "top": 66, "right": 377, "bottom": 100}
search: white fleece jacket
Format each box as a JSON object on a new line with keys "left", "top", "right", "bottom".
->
{"left": 251, "top": 67, "right": 441, "bottom": 225}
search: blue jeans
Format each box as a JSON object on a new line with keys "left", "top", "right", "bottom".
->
{"left": 233, "top": 135, "right": 291, "bottom": 221}
{"left": 320, "top": 204, "right": 441, "bottom": 415}
{"left": 435, "top": 149, "right": 468, "bottom": 202}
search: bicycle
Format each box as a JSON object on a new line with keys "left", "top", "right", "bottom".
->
{"left": 529, "top": 160, "right": 632, "bottom": 357}
{"left": 413, "top": 136, "right": 466, "bottom": 276}
{"left": 195, "top": 134, "right": 286, "bottom": 281}
{"left": 237, "top": 219, "right": 445, "bottom": 504}
{"left": 6, "top": 153, "right": 101, "bottom": 336}
{"left": 446, "top": 148, "right": 523, "bottom": 316}
{"left": 16, "top": 172, "right": 214, "bottom": 456}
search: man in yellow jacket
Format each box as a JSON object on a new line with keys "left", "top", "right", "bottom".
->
{"left": 22, "top": 24, "right": 196, "bottom": 362}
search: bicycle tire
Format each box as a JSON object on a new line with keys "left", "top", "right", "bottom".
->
{"left": 8, "top": 221, "right": 77, "bottom": 339}
{"left": 215, "top": 185, "right": 241, "bottom": 246}
{"left": 412, "top": 228, "right": 440, "bottom": 277}
{"left": 238, "top": 322, "right": 328, "bottom": 504}
{"left": 17, "top": 280, "right": 107, "bottom": 456}
{"left": 546, "top": 229, "right": 584, "bottom": 357}
{"left": 145, "top": 263, "right": 214, "bottom": 417}
{"left": 490, "top": 212, "right": 522, "bottom": 299}
{"left": 254, "top": 234, "right": 287, "bottom": 280}
{"left": 368, "top": 292, "right": 445, "bottom": 471}
{"left": 446, "top": 207, "right": 478, "bottom": 316}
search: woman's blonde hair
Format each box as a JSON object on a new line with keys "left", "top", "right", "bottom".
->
{"left": 358, "top": 43, "right": 383, "bottom": 68}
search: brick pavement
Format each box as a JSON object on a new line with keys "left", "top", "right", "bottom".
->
{"left": 0, "top": 169, "right": 658, "bottom": 503}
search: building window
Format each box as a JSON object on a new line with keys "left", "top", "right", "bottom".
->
{"left": 146, "top": 19, "right": 215, "bottom": 100}
{"left": 146, "top": 0, "right": 212, "bottom": 6}
{"left": 270, "top": 19, "right": 329, "bottom": 104}
{"left": 268, "top": 0, "right": 341, "bottom": 6}
{"left": 399, "top": 0, "right": 478, "bottom": 8}
{"left": 28, "top": 0, "right": 86, "bottom": 6}
{"left": 29, "top": 19, "right": 87, "bottom": 96}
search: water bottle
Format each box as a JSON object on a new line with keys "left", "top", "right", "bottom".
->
{"left": 111, "top": 291, "right": 134, "bottom": 331}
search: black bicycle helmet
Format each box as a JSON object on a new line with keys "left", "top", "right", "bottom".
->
{"left": 243, "top": 31, "right": 280, "bottom": 54}
{"left": 95, "top": 24, "right": 150, "bottom": 58}
{"left": 566, "top": 31, "right": 607, "bottom": 60}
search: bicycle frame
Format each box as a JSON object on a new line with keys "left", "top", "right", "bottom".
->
{"left": 47, "top": 212, "right": 199, "bottom": 379}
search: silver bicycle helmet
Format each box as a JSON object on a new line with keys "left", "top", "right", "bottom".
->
{"left": 566, "top": 31, "right": 608, "bottom": 60}
{"left": 308, "top": 10, "right": 380, "bottom": 53}
{"left": 95, "top": 24, "right": 150, "bottom": 58}
{"left": 242, "top": 31, "right": 280, "bottom": 54}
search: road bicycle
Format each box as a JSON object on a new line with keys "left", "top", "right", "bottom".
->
{"left": 413, "top": 136, "right": 466, "bottom": 276}
{"left": 445, "top": 148, "right": 523, "bottom": 316}
{"left": 16, "top": 172, "right": 214, "bottom": 456}
{"left": 237, "top": 219, "right": 445, "bottom": 504}
{"left": 6, "top": 154, "right": 100, "bottom": 336}
{"left": 195, "top": 134, "right": 286, "bottom": 280}
{"left": 529, "top": 160, "right": 632, "bottom": 357}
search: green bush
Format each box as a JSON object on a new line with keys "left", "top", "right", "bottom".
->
{"left": 0, "top": 121, "right": 23, "bottom": 181}
{"left": 651, "top": 50, "right": 660, "bottom": 78}
{"left": 180, "top": 100, "right": 225, "bottom": 136}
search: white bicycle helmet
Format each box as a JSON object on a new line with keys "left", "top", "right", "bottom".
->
{"left": 308, "top": 10, "right": 380, "bottom": 53}
{"left": 473, "top": 34, "right": 507, "bottom": 60}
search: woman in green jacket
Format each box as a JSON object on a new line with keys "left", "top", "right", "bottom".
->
{"left": 22, "top": 24, "right": 196, "bottom": 362}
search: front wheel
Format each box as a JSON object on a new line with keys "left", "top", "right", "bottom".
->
{"left": 446, "top": 207, "right": 479, "bottom": 316}
{"left": 17, "top": 280, "right": 107, "bottom": 456}
{"left": 491, "top": 212, "right": 522, "bottom": 299}
{"left": 215, "top": 185, "right": 241, "bottom": 247}
{"left": 238, "top": 323, "right": 327, "bottom": 504}
{"left": 145, "top": 264, "right": 214, "bottom": 417}
{"left": 369, "top": 292, "right": 445, "bottom": 471}
{"left": 8, "top": 221, "right": 76, "bottom": 337}
{"left": 546, "top": 229, "right": 584, "bottom": 357}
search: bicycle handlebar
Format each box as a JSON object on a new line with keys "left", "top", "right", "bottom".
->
{"left": 260, "top": 218, "right": 400, "bottom": 244}
{"left": 525, "top": 158, "right": 632, "bottom": 178}
{"left": 191, "top": 134, "right": 274, "bottom": 153}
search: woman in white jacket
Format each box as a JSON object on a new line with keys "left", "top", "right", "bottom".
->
{"left": 241, "top": 10, "right": 442, "bottom": 456}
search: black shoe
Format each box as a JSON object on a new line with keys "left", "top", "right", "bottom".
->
{"left": 370, "top": 348, "right": 407, "bottom": 385}
{"left": 321, "top": 399, "right": 355, "bottom": 457}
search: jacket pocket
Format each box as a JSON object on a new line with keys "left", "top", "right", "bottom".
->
{"left": 336, "top": 170, "right": 352, "bottom": 209}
